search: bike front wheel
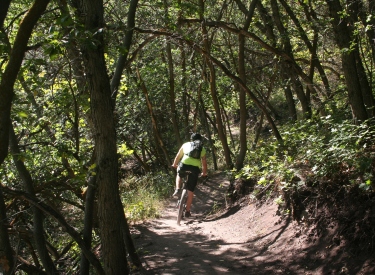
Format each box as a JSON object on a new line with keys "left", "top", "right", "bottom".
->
{"left": 177, "top": 189, "right": 188, "bottom": 225}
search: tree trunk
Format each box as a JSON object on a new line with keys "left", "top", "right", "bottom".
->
{"left": 181, "top": 49, "right": 190, "bottom": 139}
{"left": 177, "top": 0, "right": 190, "bottom": 139}
{"left": 164, "top": 0, "right": 182, "bottom": 146}
{"left": 363, "top": 0, "right": 375, "bottom": 66}
{"left": 325, "top": 0, "right": 368, "bottom": 122}
{"left": 78, "top": 0, "right": 128, "bottom": 273}
{"left": 121, "top": 215, "right": 142, "bottom": 269}
{"left": 291, "top": 76, "right": 311, "bottom": 119}
{"left": 166, "top": 42, "right": 183, "bottom": 145}
{"left": 354, "top": 47, "right": 375, "bottom": 117}
{"left": 235, "top": 0, "right": 259, "bottom": 170}
{"left": 348, "top": 0, "right": 375, "bottom": 117}
{"left": 236, "top": 34, "right": 248, "bottom": 171}
{"left": 199, "top": 0, "right": 233, "bottom": 168}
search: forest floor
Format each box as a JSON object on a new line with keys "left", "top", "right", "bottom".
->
{"left": 131, "top": 171, "right": 375, "bottom": 275}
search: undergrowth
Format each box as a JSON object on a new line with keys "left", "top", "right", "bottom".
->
{"left": 119, "top": 172, "right": 174, "bottom": 223}
{"left": 235, "top": 116, "right": 375, "bottom": 197}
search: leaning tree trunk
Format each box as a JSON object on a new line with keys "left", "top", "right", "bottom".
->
{"left": 78, "top": 0, "right": 128, "bottom": 273}
{"left": 0, "top": 1, "right": 51, "bottom": 272}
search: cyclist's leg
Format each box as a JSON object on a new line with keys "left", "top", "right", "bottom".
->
{"left": 185, "top": 169, "right": 199, "bottom": 212}
{"left": 186, "top": 191, "right": 194, "bottom": 212}
{"left": 175, "top": 173, "right": 182, "bottom": 190}
{"left": 173, "top": 164, "right": 186, "bottom": 196}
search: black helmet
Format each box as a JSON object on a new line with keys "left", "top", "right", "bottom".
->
{"left": 191, "top": 133, "right": 202, "bottom": 141}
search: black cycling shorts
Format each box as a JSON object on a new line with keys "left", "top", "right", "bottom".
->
{"left": 177, "top": 163, "right": 200, "bottom": 192}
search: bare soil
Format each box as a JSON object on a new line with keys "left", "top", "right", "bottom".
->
{"left": 131, "top": 171, "right": 375, "bottom": 275}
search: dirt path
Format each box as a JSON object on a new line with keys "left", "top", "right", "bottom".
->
{"left": 131, "top": 172, "right": 374, "bottom": 275}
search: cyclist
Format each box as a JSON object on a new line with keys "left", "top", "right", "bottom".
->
{"left": 171, "top": 133, "right": 207, "bottom": 217}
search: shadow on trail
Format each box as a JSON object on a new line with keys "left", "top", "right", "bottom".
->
{"left": 131, "top": 172, "right": 375, "bottom": 274}
{"left": 133, "top": 220, "right": 300, "bottom": 275}
{"left": 201, "top": 204, "right": 242, "bottom": 222}
{"left": 131, "top": 172, "right": 294, "bottom": 274}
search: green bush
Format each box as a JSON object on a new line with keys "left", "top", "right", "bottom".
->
{"left": 284, "top": 117, "right": 375, "bottom": 184}
{"left": 120, "top": 172, "right": 174, "bottom": 222}
{"left": 236, "top": 117, "right": 375, "bottom": 194}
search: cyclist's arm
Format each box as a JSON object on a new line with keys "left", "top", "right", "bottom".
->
{"left": 172, "top": 147, "right": 184, "bottom": 168}
{"left": 201, "top": 155, "right": 207, "bottom": 176}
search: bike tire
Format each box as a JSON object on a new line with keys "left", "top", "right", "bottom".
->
{"left": 177, "top": 189, "right": 188, "bottom": 225}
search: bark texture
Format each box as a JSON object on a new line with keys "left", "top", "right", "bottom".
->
{"left": 78, "top": 0, "right": 129, "bottom": 273}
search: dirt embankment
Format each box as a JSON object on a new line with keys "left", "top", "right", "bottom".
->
{"left": 131, "top": 172, "right": 375, "bottom": 274}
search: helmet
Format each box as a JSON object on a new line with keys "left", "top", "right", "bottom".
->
{"left": 190, "top": 133, "right": 202, "bottom": 141}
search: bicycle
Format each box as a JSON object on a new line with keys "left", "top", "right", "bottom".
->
{"left": 176, "top": 173, "right": 208, "bottom": 225}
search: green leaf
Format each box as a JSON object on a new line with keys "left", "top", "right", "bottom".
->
{"left": 18, "top": 111, "right": 28, "bottom": 118}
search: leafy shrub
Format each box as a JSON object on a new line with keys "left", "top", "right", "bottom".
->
{"left": 120, "top": 172, "right": 174, "bottom": 222}
{"left": 236, "top": 117, "right": 375, "bottom": 196}
{"left": 283, "top": 116, "right": 375, "bottom": 185}
{"left": 237, "top": 139, "right": 295, "bottom": 186}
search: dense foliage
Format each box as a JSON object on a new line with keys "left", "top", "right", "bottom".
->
{"left": 0, "top": 0, "right": 374, "bottom": 274}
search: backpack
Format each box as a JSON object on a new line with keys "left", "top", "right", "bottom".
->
{"left": 186, "top": 140, "right": 203, "bottom": 159}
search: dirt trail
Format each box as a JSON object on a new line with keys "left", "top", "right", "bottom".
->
{"left": 131, "top": 172, "right": 374, "bottom": 275}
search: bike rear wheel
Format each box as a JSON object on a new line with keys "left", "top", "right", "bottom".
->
{"left": 177, "top": 189, "right": 188, "bottom": 225}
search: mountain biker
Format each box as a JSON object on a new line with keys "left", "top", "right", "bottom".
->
{"left": 171, "top": 133, "right": 207, "bottom": 218}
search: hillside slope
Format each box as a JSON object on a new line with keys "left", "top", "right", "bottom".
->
{"left": 131, "top": 172, "right": 374, "bottom": 274}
